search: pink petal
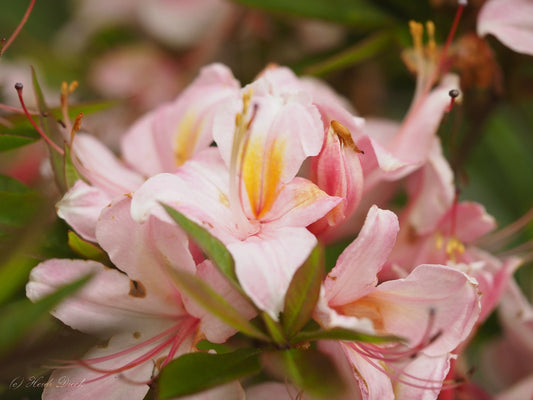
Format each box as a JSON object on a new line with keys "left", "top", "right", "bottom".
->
{"left": 264, "top": 177, "right": 341, "bottom": 228}
{"left": 182, "top": 260, "right": 257, "bottom": 343}
{"left": 56, "top": 180, "right": 112, "bottom": 242}
{"left": 372, "top": 264, "right": 480, "bottom": 356}
{"left": 497, "top": 375, "right": 533, "bottom": 400}
{"left": 72, "top": 133, "right": 144, "bottom": 197}
{"left": 130, "top": 149, "right": 239, "bottom": 241}
{"left": 342, "top": 345, "right": 395, "bottom": 400}
{"left": 325, "top": 206, "right": 399, "bottom": 306}
{"left": 309, "top": 123, "right": 364, "bottom": 237}
{"left": 96, "top": 195, "right": 196, "bottom": 307}
{"left": 228, "top": 225, "right": 317, "bottom": 319}
{"left": 178, "top": 381, "right": 245, "bottom": 400}
{"left": 478, "top": 0, "right": 533, "bottom": 56}
{"left": 439, "top": 202, "right": 496, "bottom": 243}
{"left": 393, "top": 353, "right": 451, "bottom": 400}
{"left": 404, "top": 140, "right": 455, "bottom": 235}
{"left": 26, "top": 259, "right": 181, "bottom": 336}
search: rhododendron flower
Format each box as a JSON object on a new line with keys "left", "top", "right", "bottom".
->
{"left": 27, "top": 195, "right": 255, "bottom": 400}
{"left": 386, "top": 200, "right": 521, "bottom": 322}
{"left": 58, "top": 63, "right": 239, "bottom": 242}
{"left": 315, "top": 205, "right": 480, "bottom": 400}
{"left": 132, "top": 76, "right": 341, "bottom": 319}
{"left": 478, "top": 0, "right": 533, "bottom": 56}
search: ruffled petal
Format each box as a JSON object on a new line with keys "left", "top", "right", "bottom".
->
{"left": 72, "top": 133, "right": 144, "bottom": 197}
{"left": 264, "top": 177, "right": 341, "bottom": 228}
{"left": 478, "top": 0, "right": 533, "bottom": 56}
{"left": 26, "top": 259, "right": 181, "bottom": 336}
{"left": 228, "top": 225, "right": 317, "bottom": 319}
{"left": 371, "top": 264, "right": 480, "bottom": 356}
{"left": 57, "top": 180, "right": 111, "bottom": 242}
{"left": 96, "top": 195, "right": 195, "bottom": 310}
{"left": 325, "top": 206, "right": 399, "bottom": 306}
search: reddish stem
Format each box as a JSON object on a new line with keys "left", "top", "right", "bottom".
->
{"left": 0, "top": 0, "right": 36, "bottom": 56}
{"left": 15, "top": 83, "right": 64, "bottom": 155}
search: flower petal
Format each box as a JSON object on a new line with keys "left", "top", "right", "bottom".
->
{"left": 96, "top": 195, "right": 196, "bottom": 308}
{"left": 478, "top": 0, "right": 533, "bottom": 56}
{"left": 182, "top": 260, "right": 257, "bottom": 343}
{"left": 371, "top": 264, "right": 480, "bottom": 355}
{"left": 264, "top": 177, "right": 341, "bottom": 228}
{"left": 57, "top": 180, "right": 111, "bottom": 242}
{"left": 26, "top": 259, "right": 181, "bottom": 336}
{"left": 72, "top": 133, "right": 144, "bottom": 196}
{"left": 325, "top": 206, "right": 399, "bottom": 307}
{"left": 228, "top": 225, "right": 317, "bottom": 319}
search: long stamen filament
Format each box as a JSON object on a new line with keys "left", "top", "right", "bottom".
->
{"left": 0, "top": 0, "right": 36, "bottom": 56}
{"left": 15, "top": 83, "right": 65, "bottom": 155}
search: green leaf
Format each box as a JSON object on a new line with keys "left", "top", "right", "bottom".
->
{"left": 161, "top": 204, "right": 239, "bottom": 288}
{"left": 67, "top": 230, "right": 109, "bottom": 263}
{"left": 292, "top": 327, "right": 402, "bottom": 344}
{"left": 165, "top": 266, "right": 268, "bottom": 341}
{"left": 300, "top": 31, "right": 392, "bottom": 76}
{"left": 31, "top": 67, "right": 68, "bottom": 192}
{"left": 63, "top": 145, "right": 84, "bottom": 189}
{"left": 261, "top": 312, "right": 287, "bottom": 346}
{"left": 0, "top": 133, "right": 38, "bottom": 151}
{"left": 0, "top": 175, "right": 42, "bottom": 230}
{"left": 231, "top": 0, "right": 394, "bottom": 29}
{"left": 263, "top": 348, "right": 346, "bottom": 398}
{"left": 0, "top": 274, "right": 91, "bottom": 358}
{"left": 282, "top": 246, "right": 323, "bottom": 339}
{"left": 158, "top": 348, "right": 261, "bottom": 398}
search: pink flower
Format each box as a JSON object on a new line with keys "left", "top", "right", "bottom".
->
{"left": 57, "top": 63, "right": 239, "bottom": 242}
{"left": 386, "top": 200, "right": 521, "bottom": 322}
{"left": 27, "top": 195, "right": 255, "bottom": 400}
{"left": 132, "top": 77, "right": 341, "bottom": 319}
{"left": 478, "top": 0, "right": 533, "bottom": 56}
{"left": 315, "top": 206, "right": 480, "bottom": 400}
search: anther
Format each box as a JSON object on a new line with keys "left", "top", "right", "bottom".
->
{"left": 446, "top": 89, "right": 461, "bottom": 113}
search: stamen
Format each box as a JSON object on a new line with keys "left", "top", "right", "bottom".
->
{"left": 477, "top": 206, "right": 533, "bottom": 250}
{"left": 446, "top": 89, "right": 460, "bottom": 113}
{"left": 426, "top": 21, "right": 437, "bottom": 62}
{"left": 15, "top": 83, "right": 65, "bottom": 155}
{"left": 60, "top": 80, "right": 79, "bottom": 134}
{"left": 0, "top": 0, "right": 36, "bottom": 56}
{"left": 70, "top": 112, "right": 83, "bottom": 146}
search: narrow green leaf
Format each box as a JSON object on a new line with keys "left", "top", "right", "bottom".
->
{"left": 261, "top": 312, "right": 287, "bottom": 346}
{"left": 166, "top": 267, "right": 268, "bottom": 341}
{"left": 231, "top": 0, "right": 394, "bottom": 29}
{"left": 301, "top": 31, "right": 391, "bottom": 76}
{"left": 0, "top": 274, "right": 91, "bottom": 358}
{"left": 31, "top": 67, "right": 68, "bottom": 192}
{"left": 292, "top": 327, "right": 401, "bottom": 345}
{"left": 0, "top": 133, "right": 38, "bottom": 151}
{"left": 263, "top": 348, "right": 346, "bottom": 398}
{"left": 162, "top": 204, "right": 239, "bottom": 287}
{"left": 63, "top": 145, "right": 84, "bottom": 189}
{"left": 282, "top": 246, "right": 323, "bottom": 339}
{"left": 158, "top": 348, "right": 261, "bottom": 398}
{"left": 67, "top": 230, "right": 109, "bottom": 263}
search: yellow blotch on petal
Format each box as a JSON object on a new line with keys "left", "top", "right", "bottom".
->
{"left": 174, "top": 112, "right": 202, "bottom": 167}
{"left": 338, "top": 295, "right": 385, "bottom": 331}
{"left": 242, "top": 135, "right": 286, "bottom": 219}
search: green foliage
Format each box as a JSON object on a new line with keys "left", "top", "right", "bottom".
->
{"left": 282, "top": 246, "right": 323, "bottom": 339}
{"left": 293, "top": 327, "right": 402, "bottom": 345}
{"left": 158, "top": 348, "right": 261, "bottom": 398}
{"left": 231, "top": 0, "right": 395, "bottom": 29}
{"left": 263, "top": 348, "right": 346, "bottom": 398}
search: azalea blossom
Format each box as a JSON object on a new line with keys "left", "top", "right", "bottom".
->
{"left": 132, "top": 75, "right": 341, "bottom": 319}
{"left": 315, "top": 205, "right": 481, "bottom": 400}
{"left": 27, "top": 195, "right": 255, "bottom": 400}
{"left": 57, "top": 63, "right": 239, "bottom": 242}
